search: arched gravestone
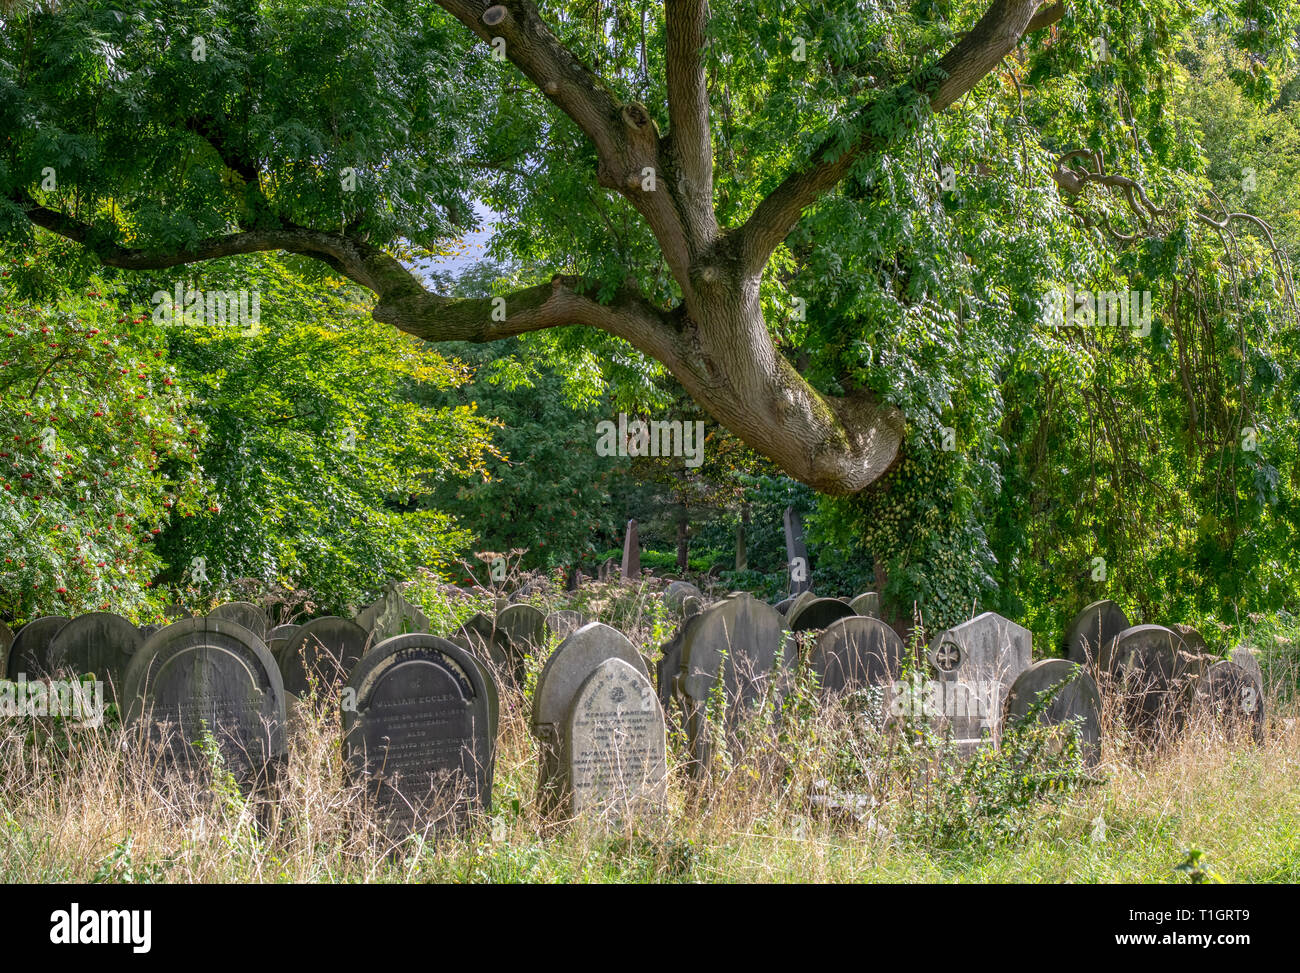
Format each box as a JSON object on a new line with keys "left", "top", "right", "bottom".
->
{"left": 46, "top": 612, "right": 143, "bottom": 703}
{"left": 0, "top": 620, "right": 13, "bottom": 681}
{"left": 1170, "top": 623, "right": 1210, "bottom": 657}
{"left": 344, "top": 633, "right": 497, "bottom": 832}
{"left": 1005, "top": 659, "right": 1103, "bottom": 769}
{"left": 354, "top": 582, "right": 429, "bottom": 648}
{"left": 208, "top": 601, "right": 270, "bottom": 641}
{"left": 656, "top": 610, "right": 706, "bottom": 722}
{"left": 1196, "top": 660, "right": 1265, "bottom": 745}
{"left": 532, "top": 622, "right": 649, "bottom": 814}
{"left": 665, "top": 580, "right": 703, "bottom": 612}
{"left": 123, "top": 617, "right": 286, "bottom": 784}
{"left": 1229, "top": 646, "right": 1264, "bottom": 695}
{"left": 809, "top": 616, "right": 906, "bottom": 698}
{"left": 677, "top": 593, "right": 794, "bottom": 776}
{"left": 544, "top": 610, "right": 586, "bottom": 642}
{"left": 849, "top": 592, "right": 880, "bottom": 618}
{"left": 926, "top": 612, "right": 1032, "bottom": 754}
{"left": 267, "top": 623, "right": 302, "bottom": 659}
{"left": 782, "top": 590, "right": 816, "bottom": 622}
{"left": 1065, "top": 600, "right": 1130, "bottom": 666}
{"left": 787, "top": 596, "right": 857, "bottom": 633}
{"left": 276, "top": 616, "right": 368, "bottom": 699}
{"left": 1102, "top": 624, "right": 1193, "bottom": 741}
{"left": 452, "top": 612, "right": 513, "bottom": 679}
{"left": 565, "top": 658, "right": 667, "bottom": 820}
{"left": 497, "top": 603, "right": 547, "bottom": 666}
{"left": 6, "top": 615, "right": 70, "bottom": 679}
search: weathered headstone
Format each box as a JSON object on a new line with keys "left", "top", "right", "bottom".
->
{"left": 849, "top": 592, "right": 880, "bottom": 618}
{"left": 544, "top": 610, "right": 587, "bottom": 642}
{"left": 926, "top": 611, "right": 1033, "bottom": 753}
{"left": 1229, "top": 646, "right": 1264, "bottom": 695}
{"left": 46, "top": 612, "right": 143, "bottom": 704}
{"left": 451, "top": 612, "right": 512, "bottom": 676}
{"left": 496, "top": 603, "right": 547, "bottom": 665}
{"left": 735, "top": 522, "right": 747, "bottom": 571}
{"left": 783, "top": 506, "right": 811, "bottom": 595}
{"left": 565, "top": 658, "right": 667, "bottom": 820}
{"left": 354, "top": 581, "right": 429, "bottom": 648}
{"left": 620, "top": 519, "right": 640, "bottom": 582}
{"left": 6, "top": 615, "right": 70, "bottom": 679}
{"left": 344, "top": 633, "right": 497, "bottom": 832}
{"left": 598, "top": 557, "right": 618, "bottom": 582}
{"left": 664, "top": 580, "right": 703, "bottom": 613}
{"left": 677, "top": 593, "right": 794, "bottom": 776}
{"left": 1005, "top": 659, "right": 1103, "bottom": 769}
{"left": 1103, "top": 624, "right": 1193, "bottom": 742}
{"left": 1170, "top": 623, "right": 1209, "bottom": 657}
{"left": 533, "top": 622, "right": 649, "bottom": 813}
{"left": 123, "top": 617, "right": 285, "bottom": 785}
{"left": 1064, "top": 599, "right": 1130, "bottom": 666}
{"left": 809, "top": 616, "right": 906, "bottom": 698}
{"left": 208, "top": 601, "right": 270, "bottom": 641}
{"left": 277, "top": 616, "right": 368, "bottom": 700}
{"left": 656, "top": 610, "right": 706, "bottom": 721}
{"left": 1197, "top": 660, "right": 1265, "bottom": 745}
{"left": 787, "top": 596, "right": 856, "bottom": 633}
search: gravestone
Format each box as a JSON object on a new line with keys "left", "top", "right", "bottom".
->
{"left": 1065, "top": 599, "right": 1130, "bottom": 666}
{"left": 123, "top": 617, "right": 285, "bottom": 785}
{"left": 355, "top": 582, "right": 429, "bottom": 647}
{"left": 452, "top": 612, "right": 512, "bottom": 676}
{"left": 809, "top": 616, "right": 906, "bottom": 698}
{"left": 532, "top": 622, "right": 649, "bottom": 813}
{"left": 926, "top": 612, "right": 1032, "bottom": 753}
{"left": 0, "top": 620, "right": 14, "bottom": 679}
{"left": 656, "top": 610, "right": 706, "bottom": 721}
{"left": 783, "top": 506, "right": 811, "bottom": 595}
{"left": 1170, "top": 623, "right": 1209, "bottom": 657}
{"left": 1197, "top": 660, "right": 1265, "bottom": 745}
{"left": 565, "top": 658, "right": 667, "bottom": 820}
{"left": 6, "top": 615, "right": 70, "bottom": 679}
{"left": 598, "top": 558, "right": 618, "bottom": 582}
{"left": 1103, "top": 624, "right": 1193, "bottom": 742}
{"left": 544, "top": 610, "right": 586, "bottom": 642}
{"left": 677, "top": 593, "right": 794, "bottom": 776}
{"left": 46, "top": 612, "right": 143, "bottom": 704}
{"left": 620, "top": 519, "right": 640, "bottom": 582}
{"left": 344, "top": 633, "right": 497, "bottom": 832}
{"left": 138, "top": 623, "right": 163, "bottom": 639}
{"left": 208, "top": 601, "right": 270, "bottom": 641}
{"left": 1229, "top": 646, "right": 1264, "bottom": 695}
{"left": 1005, "top": 659, "right": 1103, "bottom": 769}
{"left": 267, "top": 623, "right": 301, "bottom": 657}
{"left": 787, "top": 596, "right": 856, "bottom": 633}
{"left": 735, "top": 522, "right": 747, "bottom": 571}
{"left": 665, "top": 580, "right": 703, "bottom": 613}
{"left": 277, "top": 616, "right": 368, "bottom": 700}
{"left": 496, "top": 603, "right": 547, "bottom": 664}
{"left": 849, "top": 592, "right": 880, "bottom": 618}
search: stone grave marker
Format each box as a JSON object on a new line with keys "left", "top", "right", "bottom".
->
{"left": 123, "top": 616, "right": 286, "bottom": 785}
{"left": 46, "top": 612, "right": 143, "bottom": 704}
{"left": 1065, "top": 599, "right": 1130, "bottom": 666}
{"left": 787, "top": 596, "right": 856, "bottom": 633}
{"left": 849, "top": 592, "right": 880, "bottom": 618}
{"left": 655, "top": 610, "right": 706, "bottom": 723}
{"left": 664, "top": 580, "right": 703, "bottom": 613}
{"left": 809, "top": 616, "right": 906, "bottom": 698}
{"left": 926, "top": 611, "right": 1032, "bottom": 753}
{"left": 266, "top": 623, "right": 302, "bottom": 659}
{"left": 1103, "top": 624, "right": 1193, "bottom": 742}
{"left": 544, "top": 610, "right": 587, "bottom": 642}
{"left": 677, "top": 593, "right": 794, "bottom": 776}
{"left": 6, "top": 615, "right": 70, "bottom": 679}
{"left": 735, "top": 522, "right": 747, "bottom": 571}
{"left": 1229, "top": 646, "right": 1264, "bottom": 695}
{"left": 355, "top": 582, "right": 429, "bottom": 647}
{"left": 1197, "top": 660, "right": 1265, "bottom": 745}
{"left": 1005, "top": 659, "right": 1103, "bottom": 768}
{"left": 1170, "top": 623, "right": 1209, "bottom": 657}
{"left": 496, "top": 603, "right": 547, "bottom": 666}
{"left": 344, "top": 633, "right": 497, "bottom": 832}
{"left": 565, "top": 658, "right": 667, "bottom": 820}
{"left": 451, "top": 612, "right": 512, "bottom": 677}
{"left": 208, "top": 601, "right": 270, "bottom": 641}
{"left": 533, "top": 622, "right": 648, "bottom": 813}
{"left": 783, "top": 506, "right": 811, "bottom": 595}
{"left": 620, "top": 519, "right": 640, "bottom": 582}
{"left": 598, "top": 557, "right": 618, "bottom": 582}
{"left": 277, "top": 616, "right": 368, "bottom": 700}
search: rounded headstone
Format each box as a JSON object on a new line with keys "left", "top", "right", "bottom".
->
{"left": 544, "top": 610, "right": 586, "bottom": 642}
{"left": 497, "top": 603, "right": 547, "bottom": 657}
{"left": 534, "top": 622, "right": 648, "bottom": 729}
{"left": 664, "top": 581, "right": 704, "bottom": 611}
{"left": 46, "top": 612, "right": 143, "bottom": 702}
{"left": 787, "top": 596, "right": 857, "bottom": 633}
{"left": 208, "top": 601, "right": 269, "bottom": 641}
{"left": 1104, "top": 624, "right": 1192, "bottom": 739}
{"left": 849, "top": 592, "right": 880, "bottom": 618}
{"left": 6, "top": 615, "right": 71, "bottom": 679}
{"left": 1198, "top": 660, "right": 1265, "bottom": 745}
{"left": 1170, "top": 623, "right": 1209, "bottom": 657}
{"left": 123, "top": 616, "right": 285, "bottom": 782}
{"left": 277, "top": 616, "right": 368, "bottom": 698}
{"left": 1005, "top": 659, "right": 1103, "bottom": 768}
{"left": 1065, "top": 599, "right": 1130, "bottom": 666}
{"left": 344, "top": 632, "right": 497, "bottom": 829}
{"left": 809, "top": 615, "right": 906, "bottom": 697}
{"left": 453, "top": 612, "right": 513, "bottom": 677}
{"left": 1229, "top": 646, "right": 1264, "bottom": 694}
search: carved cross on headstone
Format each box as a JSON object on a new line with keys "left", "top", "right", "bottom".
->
{"left": 935, "top": 640, "right": 962, "bottom": 671}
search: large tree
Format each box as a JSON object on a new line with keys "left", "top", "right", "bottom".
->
{"left": 2, "top": 0, "right": 1295, "bottom": 494}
